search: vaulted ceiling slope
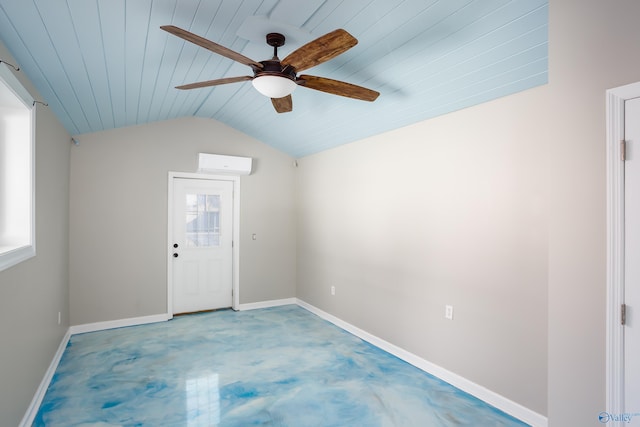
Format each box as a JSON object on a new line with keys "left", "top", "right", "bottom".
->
{"left": 0, "top": 0, "right": 547, "bottom": 158}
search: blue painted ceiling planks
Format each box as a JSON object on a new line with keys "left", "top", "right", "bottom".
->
{"left": 0, "top": 0, "right": 548, "bottom": 158}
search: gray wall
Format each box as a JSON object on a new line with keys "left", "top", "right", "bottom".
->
{"left": 0, "top": 42, "right": 70, "bottom": 426}
{"left": 296, "top": 85, "right": 549, "bottom": 415}
{"left": 547, "top": 1, "right": 640, "bottom": 425}
{"left": 69, "top": 117, "right": 296, "bottom": 325}
{"left": 297, "top": 0, "right": 640, "bottom": 424}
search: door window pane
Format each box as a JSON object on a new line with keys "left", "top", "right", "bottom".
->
{"left": 185, "top": 194, "right": 221, "bottom": 247}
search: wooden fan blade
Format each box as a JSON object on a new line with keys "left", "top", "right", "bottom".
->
{"left": 271, "top": 95, "right": 293, "bottom": 113}
{"left": 176, "top": 76, "right": 252, "bottom": 90}
{"left": 297, "top": 75, "right": 379, "bottom": 102}
{"left": 161, "top": 25, "right": 262, "bottom": 69}
{"left": 282, "top": 29, "right": 357, "bottom": 72}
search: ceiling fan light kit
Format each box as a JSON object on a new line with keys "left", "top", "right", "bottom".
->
{"left": 161, "top": 25, "right": 379, "bottom": 113}
{"left": 252, "top": 75, "right": 296, "bottom": 98}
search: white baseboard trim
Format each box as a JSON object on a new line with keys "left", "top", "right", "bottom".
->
{"left": 69, "top": 313, "right": 171, "bottom": 335}
{"left": 237, "top": 297, "right": 297, "bottom": 311}
{"left": 19, "top": 328, "right": 71, "bottom": 427}
{"left": 295, "top": 298, "right": 547, "bottom": 427}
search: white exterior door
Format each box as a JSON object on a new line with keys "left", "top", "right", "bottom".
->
{"left": 171, "top": 177, "right": 233, "bottom": 314}
{"left": 625, "top": 96, "right": 640, "bottom": 411}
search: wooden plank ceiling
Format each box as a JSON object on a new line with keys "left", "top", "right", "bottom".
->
{"left": 0, "top": 0, "right": 548, "bottom": 158}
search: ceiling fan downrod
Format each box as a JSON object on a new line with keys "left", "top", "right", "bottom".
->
{"left": 266, "top": 33, "right": 286, "bottom": 59}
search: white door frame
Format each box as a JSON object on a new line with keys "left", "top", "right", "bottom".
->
{"left": 167, "top": 171, "right": 241, "bottom": 316}
{"left": 606, "top": 81, "right": 640, "bottom": 415}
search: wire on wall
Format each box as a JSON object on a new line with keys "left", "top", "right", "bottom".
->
{"left": 0, "top": 59, "right": 20, "bottom": 71}
{"left": 0, "top": 60, "right": 49, "bottom": 107}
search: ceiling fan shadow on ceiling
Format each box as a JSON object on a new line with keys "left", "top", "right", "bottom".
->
{"left": 160, "top": 25, "right": 380, "bottom": 113}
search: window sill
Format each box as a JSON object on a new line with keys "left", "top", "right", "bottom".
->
{"left": 0, "top": 245, "right": 35, "bottom": 273}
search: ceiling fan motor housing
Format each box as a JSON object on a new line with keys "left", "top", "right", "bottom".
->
{"left": 256, "top": 60, "right": 296, "bottom": 80}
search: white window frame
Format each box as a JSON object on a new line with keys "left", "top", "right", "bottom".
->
{"left": 0, "top": 61, "right": 35, "bottom": 272}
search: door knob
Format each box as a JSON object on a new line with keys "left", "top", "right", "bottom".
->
{"left": 173, "top": 253, "right": 179, "bottom": 258}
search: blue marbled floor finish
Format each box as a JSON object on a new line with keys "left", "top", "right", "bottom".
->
{"left": 34, "top": 306, "right": 529, "bottom": 426}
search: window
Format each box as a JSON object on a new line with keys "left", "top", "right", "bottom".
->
{"left": 184, "top": 193, "right": 221, "bottom": 247}
{"left": 0, "top": 61, "right": 35, "bottom": 272}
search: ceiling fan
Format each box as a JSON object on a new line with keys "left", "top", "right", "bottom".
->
{"left": 160, "top": 25, "right": 380, "bottom": 113}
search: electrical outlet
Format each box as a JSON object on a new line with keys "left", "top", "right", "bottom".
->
{"left": 331, "top": 286, "right": 336, "bottom": 296}
{"left": 445, "top": 305, "right": 454, "bottom": 320}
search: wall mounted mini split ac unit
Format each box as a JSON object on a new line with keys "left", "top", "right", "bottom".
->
{"left": 197, "top": 153, "right": 253, "bottom": 175}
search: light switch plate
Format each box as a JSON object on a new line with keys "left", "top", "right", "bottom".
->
{"left": 445, "top": 305, "right": 454, "bottom": 320}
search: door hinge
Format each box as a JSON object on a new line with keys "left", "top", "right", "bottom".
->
{"left": 621, "top": 140, "right": 627, "bottom": 161}
{"left": 621, "top": 303, "right": 627, "bottom": 325}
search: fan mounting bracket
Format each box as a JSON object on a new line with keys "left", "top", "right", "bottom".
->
{"left": 266, "top": 33, "right": 286, "bottom": 48}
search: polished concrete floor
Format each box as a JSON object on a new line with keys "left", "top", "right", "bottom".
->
{"left": 34, "top": 305, "right": 529, "bottom": 426}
